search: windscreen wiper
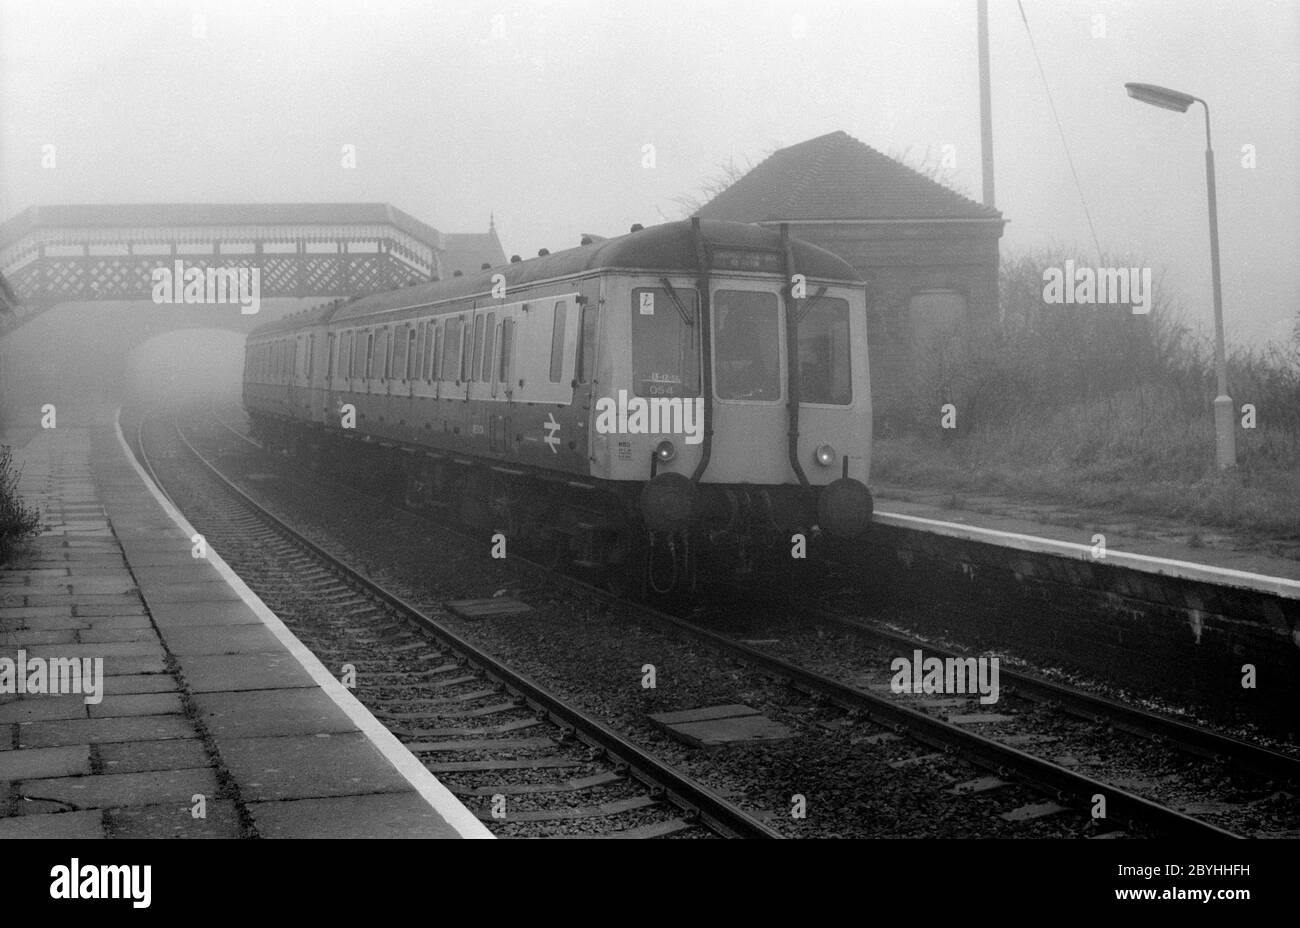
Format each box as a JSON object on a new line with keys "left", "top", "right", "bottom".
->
{"left": 660, "top": 277, "right": 695, "bottom": 326}
{"left": 794, "top": 285, "right": 829, "bottom": 324}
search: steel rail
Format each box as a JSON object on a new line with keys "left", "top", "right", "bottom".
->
{"left": 205, "top": 404, "right": 1240, "bottom": 838}
{"left": 808, "top": 607, "right": 1300, "bottom": 786}
{"left": 164, "top": 413, "right": 782, "bottom": 839}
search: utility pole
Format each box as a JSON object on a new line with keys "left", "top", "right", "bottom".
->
{"left": 978, "top": 0, "right": 995, "bottom": 208}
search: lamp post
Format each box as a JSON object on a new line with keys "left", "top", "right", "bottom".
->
{"left": 1125, "top": 82, "right": 1236, "bottom": 469}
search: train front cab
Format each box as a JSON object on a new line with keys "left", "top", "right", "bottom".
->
{"left": 587, "top": 268, "right": 872, "bottom": 547}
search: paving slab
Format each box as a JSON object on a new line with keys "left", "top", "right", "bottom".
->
{"left": 0, "top": 745, "right": 92, "bottom": 780}
{"left": 78, "top": 627, "right": 161, "bottom": 644}
{"left": 18, "top": 714, "right": 197, "bottom": 748}
{"left": 98, "top": 738, "right": 211, "bottom": 776}
{"left": 0, "top": 695, "right": 89, "bottom": 724}
{"left": 74, "top": 604, "right": 149, "bottom": 618}
{"left": 0, "top": 605, "right": 77, "bottom": 621}
{"left": 192, "top": 689, "right": 358, "bottom": 740}
{"left": 139, "top": 583, "right": 245, "bottom": 604}
{"left": 130, "top": 565, "right": 232, "bottom": 584}
{"left": 0, "top": 628, "right": 78, "bottom": 646}
{"left": 180, "top": 652, "right": 319, "bottom": 692}
{"left": 1, "top": 641, "right": 164, "bottom": 660}
{"left": 23, "top": 593, "right": 143, "bottom": 608}
{"left": 160, "top": 625, "right": 284, "bottom": 655}
{"left": 0, "top": 809, "right": 105, "bottom": 839}
{"left": 148, "top": 601, "right": 269, "bottom": 627}
{"left": 249, "top": 791, "right": 464, "bottom": 838}
{"left": 88, "top": 692, "right": 186, "bottom": 718}
{"left": 107, "top": 800, "right": 243, "bottom": 838}
{"left": 115, "top": 551, "right": 210, "bottom": 567}
{"left": 101, "top": 674, "right": 181, "bottom": 696}
{"left": 16, "top": 767, "right": 220, "bottom": 810}
{"left": 220, "top": 732, "right": 412, "bottom": 802}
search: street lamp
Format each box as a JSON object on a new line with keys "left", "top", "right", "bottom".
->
{"left": 1125, "top": 82, "right": 1236, "bottom": 469}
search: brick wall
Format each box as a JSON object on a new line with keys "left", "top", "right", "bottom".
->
{"left": 854, "top": 524, "right": 1300, "bottom": 738}
{"left": 770, "top": 220, "right": 1003, "bottom": 432}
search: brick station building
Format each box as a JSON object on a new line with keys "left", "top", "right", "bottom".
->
{"left": 695, "top": 130, "right": 1006, "bottom": 428}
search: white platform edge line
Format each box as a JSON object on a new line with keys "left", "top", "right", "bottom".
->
{"left": 874, "top": 510, "right": 1300, "bottom": 599}
{"left": 113, "top": 408, "right": 493, "bottom": 839}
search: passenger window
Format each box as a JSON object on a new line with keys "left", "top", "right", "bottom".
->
{"left": 365, "top": 331, "right": 375, "bottom": 379}
{"left": 549, "top": 301, "right": 567, "bottom": 383}
{"left": 471, "top": 315, "right": 486, "bottom": 381}
{"left": 579, "top": 304, "right": 598, "bottom": 383}
{"left": 462, "top": 317, "right": 474, "bottom": 381}
{"left": 479, "top": 313, "right": 496, "bottom": 382}
{"left": 392, "top": 325, "right": 408, "bottom": 380}
{"left": 434, "top": 318, "right": 444, "bottom": 376}
{"left": 415, "top": 322, "right": 426, "bottom": 379}
{"left": 442, "top": 317, "right": 461, "bottom": 380}
{"left": 499, "top": 318, "right": 513, "bottom": 383}
{"left": 380, "top": 328, "right": 393, "bottom": 379}
{"left": 406, "top": 327, "right": 417, "bottom": 380}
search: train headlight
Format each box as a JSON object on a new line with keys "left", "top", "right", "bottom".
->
{"left": 814, "top": 444, "right": 836, "bottom": 467}
{"left": 654, "top": 440, "right": 677, "bottom": 463}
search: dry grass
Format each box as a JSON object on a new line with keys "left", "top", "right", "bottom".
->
{"left": 872, "top": 250, "right": 1300, "bottom": 540}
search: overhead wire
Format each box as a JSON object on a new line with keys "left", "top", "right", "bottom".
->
{"left": 1016, "top": 0, "right": 1105, "bottom": 262}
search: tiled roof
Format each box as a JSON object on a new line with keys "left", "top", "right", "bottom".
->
{"left": 0, "top": 203, "right": 443, "bottom": 248}
{"left": 695, "top": 131, "right": 1002, "bottom": 223}
{"left": 439, "top": 226, "right": 507, "bottom": 276}
{"left": 0, "top": 272, "right": 16, "bottom": 316}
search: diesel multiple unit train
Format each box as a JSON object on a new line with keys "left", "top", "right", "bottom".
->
{"left": 243, "top": 218, "right": 873, "bottom": 594}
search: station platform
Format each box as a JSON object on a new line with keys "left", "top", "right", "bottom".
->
{"left": 873, "top": 484, "right": 1300, "bottom": 594}
{"left": 1, "top": 413, "right": 490, "bottom": 839}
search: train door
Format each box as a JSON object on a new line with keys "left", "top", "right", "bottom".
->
{"left": 489, "top": 309, "right": 518, "bottom": 454}
{"left": 707, "top": 284, "right": 789, "bottom": 484}
{"left": 322, "top": 332, "right": 336, "bottom": 423}
{"left": 466, "top": 309, "right": 495, "bottom": 451}
{"left": 510, "top": 296, "right": 579, "bottom": 405}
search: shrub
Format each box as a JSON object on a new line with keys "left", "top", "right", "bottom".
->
{"left": 872, "top": 248, "right": 1300, "bottom": 535}
{"left": 0, "top": 445, "right": 39, "bottom": 562}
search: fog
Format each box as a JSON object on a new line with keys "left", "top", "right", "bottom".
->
{"left": 0, "top": 0, "right": 1297, "bottom": 417}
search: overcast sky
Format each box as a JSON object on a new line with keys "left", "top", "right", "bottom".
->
{"left": 2, "top": 0, "right": 1296, "bottom": 344}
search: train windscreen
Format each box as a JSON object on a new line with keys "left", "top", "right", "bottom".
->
{"left": 631, "top": 287, "right": 699, "bottom": 397}
{"left": 798, "top": 297, "right": 852, "bottom": 404}
{"left": 713, "top": 290, "right": 781, "bottom": 401}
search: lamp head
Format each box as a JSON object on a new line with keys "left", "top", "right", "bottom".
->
{"left": 1125, "top": 82, "right": 1196, "bottom": 113}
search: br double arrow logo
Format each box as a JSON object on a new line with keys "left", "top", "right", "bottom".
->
{"left": 543, "top": 413, "right": 561, "bottom": 453}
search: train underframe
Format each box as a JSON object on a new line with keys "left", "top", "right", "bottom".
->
{"left": 249, "top": 412, "right": 845, "bottom": 598}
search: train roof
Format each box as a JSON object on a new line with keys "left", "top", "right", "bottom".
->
{"left": 247, "top": 298, "right": 351, "bottom": 338}
{"left": 251, "top": 220, "right": 862, "bottom": 336}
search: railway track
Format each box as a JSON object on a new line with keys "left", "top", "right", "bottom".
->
{"left": 132, "top": 409, "right": 780, "bottom": 839}
{"left": 193, "top": 403, "right": 1275, "bottom": 838}
{"left": 809, "top": 608, "right": 1300, "bottom": 782}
